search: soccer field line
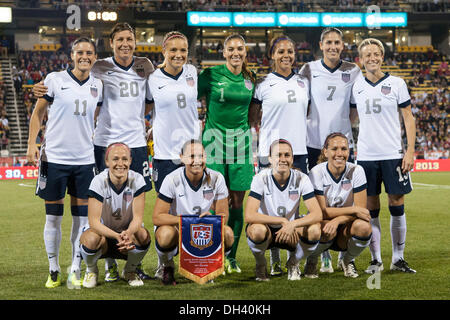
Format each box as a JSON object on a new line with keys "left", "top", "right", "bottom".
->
{"left": 413, "top": 182, "right": 450, "bottom": 189}
{"left": 18, "top": 183, "right": 35, "bottom": 187}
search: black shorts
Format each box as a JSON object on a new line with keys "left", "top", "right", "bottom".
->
{"left": 246, "top": 224, "right": 297, "bottom": 252}
{"left": 357, "top": 159, "right": 412, "bottom": 196}
{"left": 100, "top": 237, "right": 128, "bottom": 260}
{"left": 94, "top": 145, "right": 152, "bottom": 191}
{"left": 258, "top": 154, "right": 309, "bottom": 174}
{"left": 307, "top": 147, "right": 355, "bottom": 171}
{"left": 36, "top": 161, "right": 95, "bottom": 201}
{"left": 152, "top": 158, "right": 183, "bottom": 193}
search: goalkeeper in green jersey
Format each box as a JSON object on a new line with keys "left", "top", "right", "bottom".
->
{"left": 198, "top": 33, "right": 257, "bottom": 274}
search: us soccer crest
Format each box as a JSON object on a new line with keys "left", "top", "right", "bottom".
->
{"left": 244, "top": 79, "right": 253, "bottom": 90}
{"left": 203, "top": 188, "right": 213, "bottom": 200}
{"left": 289, "top": 189, "right": 299, "bottom": 201}
{"left": 342, "top": 180, "right": 352, "bottom": 191}
{"left": 297, "top": 79, "right": 305, "bottom": 88}
{"left": 135, "top": 65, "right": 145, "bottom": 77}
{"left": 90, "top": 86, "right": 98, "bottom": 98}
{"left": 123, "top": 190, "right": 133, "bottom": 202}
{"left": 190, "top": 224, "right": 213, "bottom": 250}
{"left": 381, "top": 85, "right": 391, "bottom": 95}
{"left": 341, "top": 73, "right": 350, "bottom": 83}
{"left": 186, "top": 75, "right": 195, "bottom": 87}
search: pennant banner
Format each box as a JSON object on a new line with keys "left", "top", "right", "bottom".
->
{"left": 179, "top": 215, "right": 224, "bottom": 284}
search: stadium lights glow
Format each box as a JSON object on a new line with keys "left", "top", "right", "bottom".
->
{"left": 0, "top": 7, "right": 12, "bottom": 23}
{"left": 87, "top": 11, "right": 117, "bottom": 22}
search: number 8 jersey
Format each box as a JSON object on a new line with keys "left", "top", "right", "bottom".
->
{"left": 42, "top": 69, "right": 103, "bottom": 165}
{"left": 350, "top": 73, "right": 411, "bottom": 161}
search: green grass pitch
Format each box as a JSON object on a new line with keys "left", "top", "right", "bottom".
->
{"left": 1, "top": 172, "right": 449, "bottom": 301}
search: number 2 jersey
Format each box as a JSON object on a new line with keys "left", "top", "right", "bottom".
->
{"left": 350, "top": 73, "right": 411, "bottom": 161}
{"left": 42, "top": 69, "right": 103, "bottom": 165}
{"left": 299, "top": 59, "right": 362, "bottom": 150}
{"left": 91, "top": 56, "right": 154, "bottom": 148}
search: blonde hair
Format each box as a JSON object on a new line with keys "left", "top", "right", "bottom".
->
{"left": 224, "top": 33, "right": 256, "bottom": 83}
{"left": 157, "top": 31, "right": 188, "bottom": 69}
{"left": 358, "top": 38, "right": 385, "bottom": 57}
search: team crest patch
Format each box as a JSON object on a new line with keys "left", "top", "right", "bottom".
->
{"left": 38, "top": 175, "right": 47, "bottom": 190}
{"left": 341, "top": 73, "right": 350, "bottom": 83}
{"left": 190, "top": 224, "right": 213, "bottom": 249}
{"left": 289, "top": 189, "right": 299, "bottom": 201}
{"left": 186, "top": 76, "right": 195, "bottom": 87}
{"left": 203, "top": 188, "right": 213, "bottom": 200}
{"left": 297, "top": 79, "right": 305, "bottom": 88}
{"left": 136, "top": 65, "right": 145, "bottom": 77}
{"left": 123, "top": 190, "right": 133, "bottom": 202}
{"left": 342, "top": 180, "right": 352, "bottom": 191}
{"left": 90, "top": 86, "right": 98, "bottom": 98}
{"left": 381, "top": 85, "right": 391, "bottom": 95}
{"left": 244, "top": 79, "right": 253, "bottom": 90}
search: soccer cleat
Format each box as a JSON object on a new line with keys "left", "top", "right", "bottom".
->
{"left": 122, "top": 270, "right": 144, "bottom": 287}
{"left": 136, "top": 263, "right": 152, "bottom": 280}
{"left": 340, "top": 260, "right": 359, "bottom": 278}
{"left": 45, "top": 271, "right": 61, "bottom": 289}
{"left": 255, "top": 263, "right": 270, "bottom": 282}
{"left": 390, "top": 259, "right": 416, "bottom": 273}
{"left": 66, "top": 270, "right": 82, "bottom": 289}
{"left": 226, "top": 258, "right": 242, "bottom": 274}
{"left": 105, "top": 263, "right": 119, "bottom": 282}
{"left": 162, "top": 266, "right": 176, "bottom": 286}
{"left": 304, "top": 260, "right": 319, "bottom": 279}
{"left": 82, "top": 271, "right": 98, "bottom": 288}
{"left": 287, "top": 263, "right": 302, "bottom": 281}
{"left": 270, "top": 261, "right": 283, "bottom": 276}
{"left": 320, "top": 256, "right": 334, "bottom": 273}
{"left": 154, "top": 264, "right": 164, "bottom": 280}
{"left": 365, "top": 260, "right": 384, "bottom": 274}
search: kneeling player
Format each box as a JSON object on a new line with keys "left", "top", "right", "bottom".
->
{"left": 152, "top": 139, "right": 234, "bottom": 285}
{"left": 304, "top": 133, "right": 372, "bottom": 278}
{"left": 244, "top": 139, "right": 322, "bottom": 281}
{"left": 80, "top": 142, "right": 151, "bottom": 287}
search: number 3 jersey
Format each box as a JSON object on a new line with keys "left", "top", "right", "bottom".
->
{"left": 158, "top": 167, "right": 229, "bottom": 216}
{"left": 350, "top": 73, "right": 411, "bottom": 161}
{"left": 308, "top": 162, "right": 367, "bottom": 208}
{"left": 249, "top": 168, "right": 315, "bottom": 227}
{"left": 91, "top": 56, "right": 154, "bottom": 148}
{"left": 42, "top": 69, "right": 103, "bottom": 165}
{"left": 87, "top": 169, "right": 147, "bottom": 233}
{"left": 147, "top": 64, "right": 200, "bottom": 160}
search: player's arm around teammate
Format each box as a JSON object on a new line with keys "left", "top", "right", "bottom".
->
{"left": 80, "top": 143, "right": 151, "bottom": 288}
{"left": 152, "top": 140, "right": 234, "bottom": 285}
{"left": 244, "top": 139, "right": 322, "bottom": 281}
{"left": 304, "top": 133, "right": 372, "bottom": 279}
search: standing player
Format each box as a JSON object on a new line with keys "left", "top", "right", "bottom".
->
{"left": 26, "top": 38, "right": 102, "bottom": 289}
{"left": 351, "top": 38, "right": 416, "bottom": 274}
{"left": 244, "top": 139, "right": 322, "bottom": 281}
{"left": 198, "top": 33, "right": 256, "bottom": 274}
{"left": 251, "top": 35, "right": 310, "bottom": 276}
{"left": 33, "top": 23, "right": 154, "bottom": 280}
{"left": 80, "top": 142, "right": 151, "bottom": 288}
{"left": 152, "top": 139, "right": 234, "bottom": 285}
{"left": 304, "top": 133, "right": 372, "bottom": 278}
{"left": 299, "top": 27, "right": 362, "bottom": 273}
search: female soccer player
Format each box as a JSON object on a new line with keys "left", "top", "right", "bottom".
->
{"left": 80, "top": 142, "right": 151, "bottom": 288}
{"left": 304, "top": 133, "right": 372, "bottom": 278}
{"left": 198, "top": 33, "right": 256, "bottom": 273}
{"left": 26, "top": 38, "right": 103, "bottom": 289}
{"left": 33, "top": 23, "right": 154, "bottom": 281}
{"left": 299, "top": 27, "right": 362, "bottom": 273}
{"left": 244, "top": 139, "right": 322, "bottom": 281}
{"left": 152, "top": 139, "right": 234, "bottom": 285}
{"left": 351, "top": 38, "right": 416, "bottom": 274}
{"left": 251, "top": 35, "right": 310, "bottom": 276}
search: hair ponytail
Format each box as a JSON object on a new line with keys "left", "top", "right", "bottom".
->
{"left": 317, "top": 132, "right": 348, "bottom": 164}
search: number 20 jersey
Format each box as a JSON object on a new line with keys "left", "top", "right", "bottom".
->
{"left": 92, "top": 56, "right": 154, "bottom": 148}
{"left": 42, "top": 69, "right": 103, "bottom": 165}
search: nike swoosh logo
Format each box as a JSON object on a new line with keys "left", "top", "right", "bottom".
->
{"left": 61, "top": 87, "right": 69, "bottom": 90}
{"left": 158, "top": 85, "right": 167, "bottom": 89}
{"left": 358, "top": 90, "right": 364, "bottom": 94}
{"left": 48, "top": 255, "right": 56, "bottom": 259}
{"left": 217, "top": 82, "right": 225, "bottom": 86}
{"left": 269, "top": 83, "right": 277, "bottom": 87}
{"left": 397, "top": 242, "right": 405, "bottom": 246}
{"left": 178, "top": 194, "right": 184, "bottom": 197}
{"left": 313, "top": 75, "right": 319, "bottom": 78}
{"left": 107, "top": 71, "right": 114, "bottom": 75}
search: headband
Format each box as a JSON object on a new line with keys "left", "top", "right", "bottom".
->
{"left": 163, "top": 34, "right": 186, "bottom": 48}
{"left": 105, "top": 142, "right": 131, "bottom": 160}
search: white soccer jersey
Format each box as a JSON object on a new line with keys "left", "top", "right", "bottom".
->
{"left": 158, "top": 167, "right": 228, "bottom": 216}
{"left": 148, "top": 64, "right": 200, "bottom": 160}
{"left": 92, "top": 56, "right": 154, "bottom": 148}
{"left": 351, "top": 73, "right": 411, "bottom": 161}
{"left": 87, "top": 169, "right": 147, "bottom": 233}
{"left": 41, "top": 69, "right": 103, "bottom": 165}
{"left": 249, "top": 168, "right": 315, "bottom": 227}
{"left": 308, "top": 162, "right": 367, "bottom": 208}
{"left": 299, "top": 59, "right": 362, "bottom": 149}
{"left": 253, "top": 72, "right": 309, "bottom": 157}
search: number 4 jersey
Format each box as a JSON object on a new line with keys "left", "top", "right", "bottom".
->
{"left": 42, "top": 69, "right": 103, "bottom": 165}
{"left": 351, "top": 73, "right": 411, "bottom": 161}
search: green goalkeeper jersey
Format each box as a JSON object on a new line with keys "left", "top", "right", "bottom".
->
{"left": 198, "top": 64, "right": 255, "bottom": 163}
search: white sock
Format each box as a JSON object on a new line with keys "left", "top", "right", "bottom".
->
{"left": 80, "top": 245, "right": 101, "bottom": 273}
{"left": 105, "top": 258, "right": 117, "bottom": 271}
{"left": 307, "top": 240, "right": 333, "bottom": 265}
{"left": 124, "top": 243, "right": 150, "bottom": 273}
{"left": 270, "top": 247, "right": 280, "bottom": 265}
{"left": 321, "top": 250, "right": 332, "bottom": 261}
{"left": 43, "top": 215, "right": 63, "bottom": 273}
{"left": 390, "top": 215, "right": 407, "bottom": 264}
{"left": 246, "top": 235, "right": 269, "bottom": 266}
{"left": 155, "top": 244, "right": 178, "bottom": 267}
{"left": 369, "top": 217, "right": 382, "bottom": 262}
{"left": 338, "top": 251, "right": 345, "bottom": 261}
{"left": 343, "top": 235, "right": 372, "bottom": 264}
{"left": 70, "top": 215, "right": 88, "bottom": 273}
{"left": 288, "top": 238, "right": 319, "bottom": 266}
